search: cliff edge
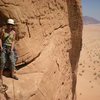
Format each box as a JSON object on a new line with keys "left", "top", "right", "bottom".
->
{"left": 0, "top": 0, "right": 82, "bottom": 100}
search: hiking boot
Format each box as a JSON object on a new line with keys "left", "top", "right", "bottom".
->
{"left": 11, "top": 75, "right": 18, "bottom": 80}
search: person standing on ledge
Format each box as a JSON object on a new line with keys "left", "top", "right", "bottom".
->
{"left": 0, "top": 18, "right": 18, "bottom": 80}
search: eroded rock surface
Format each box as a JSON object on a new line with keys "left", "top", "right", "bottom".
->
{"left": 0, "top": 0, "right": 82, "bottom": 100}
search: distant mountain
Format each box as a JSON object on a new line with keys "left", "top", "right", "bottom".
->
{"left": 83, "top": 16, "right": 100, "bottom": 25}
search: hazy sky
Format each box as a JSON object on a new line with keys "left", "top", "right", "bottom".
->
{"left": 82, "top": 0, "right": 100, "bottom": 20}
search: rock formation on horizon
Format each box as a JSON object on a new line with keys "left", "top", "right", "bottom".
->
{"left": 0, "top": 0, "right": 82, "bottom": 100}
{"left": 83, "top": 16, "right": 100, "bottom": 25}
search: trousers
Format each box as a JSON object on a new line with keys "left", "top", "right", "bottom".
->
{"left": 0, "top": 45, "right": 16, "bottom": 70}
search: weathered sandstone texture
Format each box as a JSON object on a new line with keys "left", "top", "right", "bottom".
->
{"left": 0, "top": 0, "right": 82, "bottom": 100}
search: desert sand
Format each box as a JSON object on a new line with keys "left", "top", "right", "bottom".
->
{"left": 77, "top": 24, "right": 100, "bottom": 100}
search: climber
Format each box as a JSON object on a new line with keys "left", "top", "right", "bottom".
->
{"left": 0, "top": 18, "right": 18, "bottom": 80}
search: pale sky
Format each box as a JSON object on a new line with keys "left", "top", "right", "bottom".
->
{"left": 82, "top": 0, "right": 100, "bottom": 20}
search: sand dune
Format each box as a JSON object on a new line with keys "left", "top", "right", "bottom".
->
{"left": 77, "top": 24, "right": 100, "bottom": 100}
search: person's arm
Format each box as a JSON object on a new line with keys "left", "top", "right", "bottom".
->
{"left": 0, "top": 39, "right": 3, "bottom": 50}
{"left": 0, "top": 29, "right": 3, "bottom": 50}
{"left": 11, "top": 41, "right": 15, "bottom": 51}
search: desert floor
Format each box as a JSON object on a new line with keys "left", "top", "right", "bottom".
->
{"left": 77, "top": 24, "right": 100, "bottom": 100}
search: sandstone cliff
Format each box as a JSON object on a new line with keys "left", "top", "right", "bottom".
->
{"left": 0, "top": 0, "right": 82, "bottom": 100}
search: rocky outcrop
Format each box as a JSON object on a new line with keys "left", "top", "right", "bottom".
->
{"left": 0, "top": 0, "right": 82, "bottom": 100}
{"left": 67, "top": 0, "right": 82, "bottom": 99}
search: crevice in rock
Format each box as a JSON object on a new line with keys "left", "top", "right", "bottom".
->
{"left": 18, "top": 71, "right": 44, "bottom": 75}
{"left": 47, "top": 2, "right": 55, "bottom": 11}
{"left": 1, "top": 0, "right": 19, "bottom": 6}
{"left": 49, "top": 24, "right": 67, "bottom": 35}
{"left": 38, "top": 17, "right": 42, "bottom": 26}
{"left": 4, "top": 93, "right": 10, "bottom": 100}
{"left": 67, "top": 0, "right": 83, "bottom": 100}
{"left": 56, "top": 60, "right": 60, "bottom": 71}
{"left": 28, "top": 88, "right": 46, "bottom": 100}
{"left": 25, "top": 20, "right": 31, "bottom": 38}
{"left": 38, "top": 88, "right": 46, "bottom": 98}
{"left": 16, "top": 51, "right": 42, "bottom": 70}
{"left": 54, "top": 24, "right": 67, "bottom": 30}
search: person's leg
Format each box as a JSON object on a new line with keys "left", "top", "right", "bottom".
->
{"left": 9, "top": 50, "right": 18, "bottom": 80}
{"left": 0, "top": 50, "right": 6, "bottom": 81}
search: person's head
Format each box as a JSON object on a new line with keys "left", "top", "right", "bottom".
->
{"left": 7, "top": 18, "right": 15, "bottom": 30}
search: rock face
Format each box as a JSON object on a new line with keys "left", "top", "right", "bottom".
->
{"left": 0, "top": 0, "right": 82, "bottom": 100}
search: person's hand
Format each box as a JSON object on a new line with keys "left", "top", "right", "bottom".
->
{"left": 0, "top": 46, "right": 3, "bottom": 51}
{"left": 11, "top": 48, "right": 14, "bottom": 52}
